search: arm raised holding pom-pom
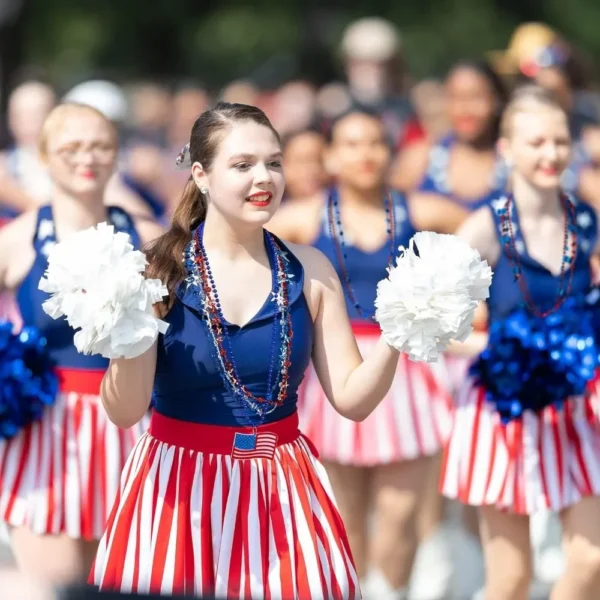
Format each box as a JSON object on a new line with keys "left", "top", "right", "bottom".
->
{"left": 294, "top": 245, "right": 400, "bottom": 422}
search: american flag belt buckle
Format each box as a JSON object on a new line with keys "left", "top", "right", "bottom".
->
{"left": 231, "top": 427, "right": 278, "bottom": 460}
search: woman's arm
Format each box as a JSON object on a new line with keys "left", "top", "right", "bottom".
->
{"left": 294, "top": 245, "right": 399, "bottom": 422}
{"left": 408, "top": 192, "right": 469, "bottom": 234}
{"left": 101, "top": 340, "right": 157, "bottom": 428}
{"left": 444, "top": 208, "right": 498, "bottom": 356}
{"left": 388, "top": 141, "right": 430, "bottom": 192}
{"left": 0, "top": 211, "right": 37, "bottom": 293}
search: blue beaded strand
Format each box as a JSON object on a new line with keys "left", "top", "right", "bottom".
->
{"left": 327, "top": 187, "right": 396, "bottom": 319}
{"left": 195, "top": 224, "right": 288, "bottom": 424}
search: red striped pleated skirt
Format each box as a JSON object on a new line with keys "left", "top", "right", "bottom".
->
{"left": 441, "top": 375, "right": 600, "bottom": 514}
{"left": 90, "top": 411, "right": 361, "bottom": 599}
{"left": 298, "top": 322, "right": 453, "bottom": 466}
{"left": 0, "top": 368, "right": 148, "bottom": 540}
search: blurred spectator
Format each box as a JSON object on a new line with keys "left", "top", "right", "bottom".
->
{"left": 409, "top": 79, "right": 450, "bottom": 144}
{"left": 268, "top": 80, "right": 317, "bottom": 137}
{"left": 314, "top": 81, "right": 353, "bottom": 131}
{"left": 282, "top": 129, "right": 327, "bottom": 200}
{"left": 340, "top": 17, "right": 417, "bottom": 146}
{"left": 219, "top": 79, "right": 260, "bottom": 107}
{"left": 0, "top": 80, "right": 56, "bottom": 215}
{"left": 167, "top": 83, "right": 210, "bottom": 149}
{"left": 125, "top": 81, "right": 172, "bottom": 148}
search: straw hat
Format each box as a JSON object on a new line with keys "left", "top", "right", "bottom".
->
{"left": 489, "top": 22, "right": 561, "bottom": 75}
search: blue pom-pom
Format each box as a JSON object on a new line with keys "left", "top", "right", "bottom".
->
{"left": 470, "top": 294, "right": 600, "bottom": 424}
{"left": 0, "top": 321, "right": 59, "bottom": 439}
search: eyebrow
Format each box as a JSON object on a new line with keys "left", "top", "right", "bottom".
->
{"left": 229, "top": 152, "right": 283, "bottom": 161}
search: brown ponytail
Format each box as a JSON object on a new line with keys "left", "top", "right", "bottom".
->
{"left": 144, "top": 101, "right": 279, "bottom": 308}
{"left": 145, "top": 178, "right": 207, "bottom": 304}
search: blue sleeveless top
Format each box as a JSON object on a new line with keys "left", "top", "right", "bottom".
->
{"left": 486, "top": 195, "right": 597, "bottom": 323}
{"left": 313, "top": 188, "right": 417, "bottom": 321}
{"left": 16, "top": 205, "right": 141, "bottom": 370}
{"left": 152, "top": 233, "right": 313, "bottom": 426}
{"left": 471, "top": 194, "right": 599, "bottom": 422}
{"left": 417, "top": 135, "right": 508, "bottom": 211}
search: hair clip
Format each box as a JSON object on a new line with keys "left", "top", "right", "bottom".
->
{"left": 175, "top": 143, "right": 192, "bottom": 170}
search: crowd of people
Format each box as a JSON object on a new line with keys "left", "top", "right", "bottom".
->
{"left": 1, "top": 15, "right": 600, "bottom": 600}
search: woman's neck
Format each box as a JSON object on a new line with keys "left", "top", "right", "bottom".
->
{"left": 511, "top": 175, "right": 562, "bottom": 219}
{"left": 51, "top": 188, "right": 108, "bottom": 234}
{"left": 456, "top": 126, "right": 497, "bottom": 152}
{"left": 202, "top": 209, "right": 267, "bottom": 261}
{"left": 336, "top": 183, "right": 385, "bottom": 210}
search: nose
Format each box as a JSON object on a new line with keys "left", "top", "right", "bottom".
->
{"left": 544, "top": 142, "right": 559, "bottom": 162}
{"left": 253, "top": 162, "right": 273, "bottom": 186}
{"left": 76, "top": 149, "right": 95, "bottom": 166}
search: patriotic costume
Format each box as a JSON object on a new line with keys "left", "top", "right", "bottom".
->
{"left": 441, "top": 194, "right": 600, "bottom": 514}
{"left": 90, "top": 225, "right": 360, "bottom": 599}
{"left": 299, "top": 189, "right": 451, "bottom": 465}
{"left": 0, "top": 205, "right": 146, "bottom": 539}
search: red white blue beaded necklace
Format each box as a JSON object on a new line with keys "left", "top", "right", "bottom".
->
{"left": 185, "top": 223, "right": 294, "bottom": 421}
{"left": 498, "top": 192, "right": 578, "bottom": 318}
{"left": 327, "top": 187, "right": 396, "bottom": 319}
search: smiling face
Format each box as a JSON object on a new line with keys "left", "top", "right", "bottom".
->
{"left": 500, "top": 101, "right": 571, "bottom": 189}
{"left": 327, "top": 112, "right": 390, "bottom": 191}
{"left": 192, "top": 120, "right": 285, "bottom": 226}
{"left": 42, "top": 105, "right": 118, "bottom": 198}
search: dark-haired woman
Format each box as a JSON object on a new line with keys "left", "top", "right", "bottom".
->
{"left": 88, "top": 102, "right": 432, "bottom": 599}
{"left": 0, "top": 103, "right": 161, "bottom": 585}
{"left": 269, "top": 109, "right": 462, "bottom": 599}
{"left": 392, "top": 60, "right": 509, "bottom": 211}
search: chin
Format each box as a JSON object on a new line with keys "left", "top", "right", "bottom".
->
{"left": 531, "top": 175, "right": 563, "bottom": 190}
{"left": 241, "top": 206, "right": 279, "bottom": 225}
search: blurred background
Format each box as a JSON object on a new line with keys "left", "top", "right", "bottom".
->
{"left": 1, "top": 2, "right": 600, "bottom": 599}
{"left": 0, "top": 0, "right": 599, "bottom": 220}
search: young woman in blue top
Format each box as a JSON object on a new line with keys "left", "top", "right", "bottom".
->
{"left": 269, "top": 109, "right": 463, "bottom": 599}
{"left": 0, "top": 103, "right": 162, "bottom": 585}
{"left": 88, "top": 103, "right": 423, "bottom": 599}
{"left": 391, "top": 60, "right": 508, "bottom": 213}
{"left": 442, "top": 85, "right": 600, "bottom": 600}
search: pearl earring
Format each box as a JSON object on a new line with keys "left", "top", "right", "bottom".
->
{"left": 200, "top": 187, "right": 208, "bottom": 194}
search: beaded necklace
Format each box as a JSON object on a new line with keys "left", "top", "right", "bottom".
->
{"left": 327, "top": 187, "right": 396, "bottom": 319}
{"left": 185, "top": 224, "right": 294, "bottom": 422}
{"left": 498, "top": 193, "right": 578, "bottom": 318}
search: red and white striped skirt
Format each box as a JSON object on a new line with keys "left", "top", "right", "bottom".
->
{"left": 441, "top": 376, "right": 600, "bottom": 514}
{"left": 91, "top": 411, "right": 361, "bottom": 599}
{"left": 298, "top": 323, "right": 453, "bottom": 466}
{"left": 0, "top": 368, "right": 148, "bottom": 540}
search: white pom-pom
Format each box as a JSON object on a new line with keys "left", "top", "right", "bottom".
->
{"left": 375, "top": 231, "right": 492, "bottom": 363}
{"left": 39, "top": 222, "right": 169, "bottom": 359}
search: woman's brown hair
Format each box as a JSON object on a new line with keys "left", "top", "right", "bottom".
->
{"left": 145, "top": 101, "right": 280, "bottom": 305}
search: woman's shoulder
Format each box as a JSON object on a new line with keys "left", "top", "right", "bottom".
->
{"left": 0, "top": 209, "right": 39, "bottom": 244}
{"left": 281, "top": 240, "right": 339, "bottom": 287}
{"left": 267, "top": 192, "right": 324, "bottom": 243}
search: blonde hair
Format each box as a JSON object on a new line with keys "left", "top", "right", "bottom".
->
{"left": 500, "top": 84, "right": 566, "bottom": 139}
{"left": 38, "top": 102, "right": 118, "bottom": 160}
